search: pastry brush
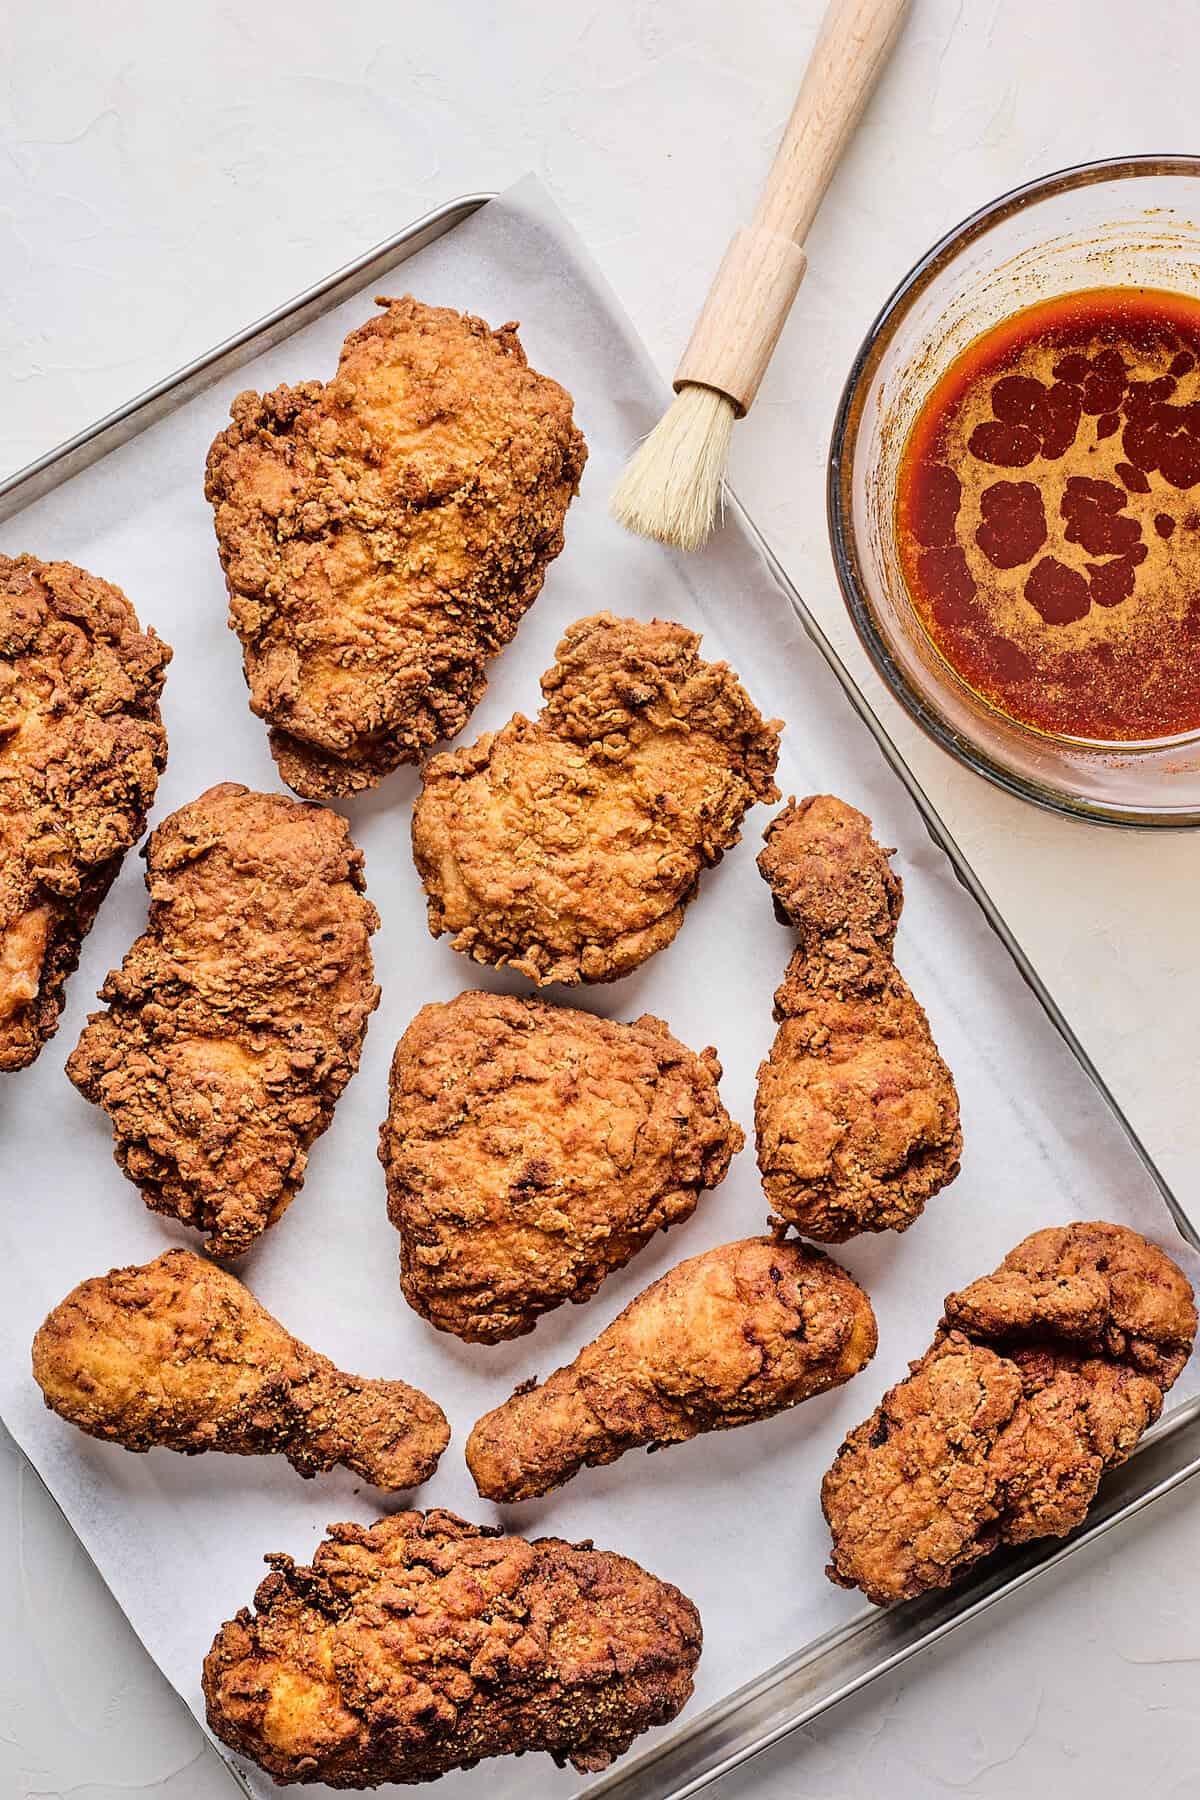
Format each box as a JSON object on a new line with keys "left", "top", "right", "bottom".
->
{"left": 611, "top": 0, "right": 912, "bottom": 551}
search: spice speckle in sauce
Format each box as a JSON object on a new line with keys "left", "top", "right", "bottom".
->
{"left": 897, "top": 288, "right": 1200, "bottom": 740}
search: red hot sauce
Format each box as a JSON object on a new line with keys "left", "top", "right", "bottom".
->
{"left": 896, "top": 288, "right": 1200, "bottom": 741}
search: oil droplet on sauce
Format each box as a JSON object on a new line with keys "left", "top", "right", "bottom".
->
{"left": 896, "top": 288, "right": 1200, "bottom": 741}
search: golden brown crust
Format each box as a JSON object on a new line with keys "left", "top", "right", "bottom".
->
{"left": 205, "top": 297, "right": 587, "bottom": 798}
{"left": 202, "top": 1509, "right": 701, "bottom": 1786}
{"left": 941, "top": 1219, "right": 1196, "bottom": 1386}
{"left": 466, "top": 1236, "right": 877, "bottom": 1502}
{"left": 379, "top": 989, "right": 743, "bottom": 1343}
{"left": 0, "top": 554, "right": 170, "bottom": 1070}
{"left": 411, "top": 613, "right": 782, "bottom": 985}
{"left": 758, "top": 791, "right": 902, "bottom": 951}
{"left": 755, "top": 795, "right": 961, "bottom": 1240}
{"left": 822, "top": 1222, "right": 1197, "bottom": 1605}
{"left": 66, "top": 784, "right": 379, "bottom": 1256}
{"left": 32, "top": 1249, "right": 448, "bottom": 1490}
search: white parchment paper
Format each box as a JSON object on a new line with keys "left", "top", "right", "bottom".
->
{"left": 1, "top": 177, "right": 1196, "bottom": 1799}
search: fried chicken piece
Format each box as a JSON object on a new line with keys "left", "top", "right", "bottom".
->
{"left": 0, "top": 554, "right": 170, "bottom": 1070}
{"left": 412, "top": 613, "right": 782, "bottom": 985}
{"left": 66, "top": 784, "right": 379, "bottom": 1256}
{"left": 467, "top": 1236, "right": 876, "bottom": 1502}
{"left": 822, "top": 1222, "right": 1196, "bottom": 1605}
{"left": 205, "top": 297, "right": 587, "bottom": 799}
{"left": 203, "top": 1508, "right": 701, "bottom": 1786}
{"left": 943, "top": 1221, "right": 1196, "bottom": 1382}
{"left": 755, "top": 794, "right": 961, "bottom": 1240}
{"left": 379, "top": 989, "right": 742, "bottom": 1343}
{"left": 32, "top": 1249, "right": 448, "bottom": 1490}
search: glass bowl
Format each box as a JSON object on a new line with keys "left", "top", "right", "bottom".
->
{"left": 829, "top": 155, "right": 1200, "bottom": 827}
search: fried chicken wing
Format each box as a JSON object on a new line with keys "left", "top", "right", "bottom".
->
{"left": 203, "top": 1509, "right": 701, "bottom": 1786}
{"left": 755, "top": 795, "right": 961, "bottom": 1239}
{"left": 33, "top": 1249, "right": 448, "bottom": 1490}
{"left": 412, "top": 613, "right": 782, "bottom": 985}
{"left": 66, "top": 784, "right": 379, "bottom": 1256}
{"left": 0, "top": 554, "right": 170, "bottom": 1070}
{"left": 205, "top": 297, "right": 587, "bottom": 798}
{"left": 467, "top": 1236, "right": 876, "bottom": 1502}
{"left": 379, "top": 989, "right": 742, "bottom": 1343}
{"left": 822, "top": 1222, "right": 1196, "bottom": 1605}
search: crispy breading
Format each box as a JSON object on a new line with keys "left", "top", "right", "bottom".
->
{"left": 202, "top": 1509, "right": 701, "bottom": 1786}
{"left": 33, "top": 1249, "right": 447, "bottom": 1490}
{"left": 822, "top": 1222, "right": 1196, "bottom": 1605}
{"left": 0, "top": 554, "right": 170, "bottom": 1070}
{"left": 411, "top": 613, "right": 782, "bottom": 985}
{"left": 755, "top": 795, "right": 961, "bottom": 1239}
{"left": 66, "top": 784, "right": 379, "bottom": 1256}
{"left": 941, "top": 1219, "right": 1196, "bottom": 1384}
{"left": 379, "top": 989, "right": 743, "bottom": 1343}
{"left": 466, "top": 1236, "right": 877, "bottom": 1502}
{"left": 204, "top": 297, "right": 586, "bottom": 798}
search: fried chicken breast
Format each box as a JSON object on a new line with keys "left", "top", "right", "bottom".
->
{"left": 822, "top": 1222, "right": 1196, "bottom": 1605}
{"left": 0, "top": 554, "right": 170, "bottom": 1071}
{"left": 205, "top": 297, "right": 587, "bottom": 798}
{"left": 203, "top": 1509, "right": 701, "bottom": 1786}
{"left": 379, "top": 989, "right": 742, "bottom": 1343}
{"left": 467, "top": 1237, "right": 877, "bottom": 1502}
{"left": 33, "top": 1249, "right": 448, "bottom": 1490}
{"left": 412, "top": 613, "right": 782, "bottom": 985}
{"left": 755, "top": 794, "right": 961, "bottom": 1239}
{"left": 66, "top": 784, "right": 379, "bottom": 1256}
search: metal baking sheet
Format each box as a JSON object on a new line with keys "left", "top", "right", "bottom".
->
{"left": 2, "top": 178, "right": 1198, "bottom": 1800}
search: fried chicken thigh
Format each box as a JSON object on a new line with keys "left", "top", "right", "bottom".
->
{"left": 205, "top": 297, "right": 586, "bottom": 798}
{"left": 67, "top": 784, "right": 379, "bottom": 1256}
{"left": 0, "top": 554, "right": 170, "bottom": 1070}
{"left": 755, "top": 795, "right": 961, "bottom": 1239}
{"left": 822, "top": 1222, "right": 1196, "bottom": 1605}
{"left": 203, "top": 1509, "right": 701, "bottom": 1786}
{"left": 379, "top": 989, "right": 742, "bottom": 1343}
{"left": 467, "top": 1236, "right": 877, "bottom": 1502}
{"left": 33, "top": 1250, "right": 448, "bottom": 1489}
{"left": 412, "top": 613, "right": 782, "bottom": 985}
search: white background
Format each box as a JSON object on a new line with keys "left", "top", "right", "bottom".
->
{"left": 2, "top": 2, "right": 1199, "bottom": 1796}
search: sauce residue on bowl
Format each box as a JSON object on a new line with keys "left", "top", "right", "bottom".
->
{"left": 896, "top": 287, "right": 1200, "bottom": 741}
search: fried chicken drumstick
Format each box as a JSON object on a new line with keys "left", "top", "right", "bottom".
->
{"left": 1, "top": 554, "right": 170, "bottom": 1071}
{"left": 822, "top": 1222, "right": 1196, "bottom": 1606}
{"left": 205, "top": 297, "right": 586, "bottom": 798}
{"left": 33, "top": 1249, "right": 448, "bottom": 1490}
{"left": 467, "top": 1236, "right": 876, "bottom": 1502}
{"left": 203, "top": 1509, "right": 701, "bottom": 1786}
{"left": 379, "top": 989, "right": 742, "bottom": 1343}
{"left": 755, "top": 794, "right": 961, "bottom": 1240}
{"left": 412, "top": 612, "right": 782, "bottom": 985}
{"left": 67, "top": 784, "right": 379, "bottom": 1256}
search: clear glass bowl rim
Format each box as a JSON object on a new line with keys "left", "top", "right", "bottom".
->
{"left": 827, "top": 153, "right": 1200, "bottom": 829}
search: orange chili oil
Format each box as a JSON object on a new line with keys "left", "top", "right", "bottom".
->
{"left": 896, "top": 287, "right": 1200, "bottom": 741}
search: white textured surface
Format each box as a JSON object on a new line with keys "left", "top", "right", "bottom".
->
{"left": 2, "top": 2, "right": 1199, "bottom": 1796}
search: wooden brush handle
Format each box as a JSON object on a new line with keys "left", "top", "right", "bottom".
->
{"left": 675, "top": 0, "right": 911, "bottom": 415}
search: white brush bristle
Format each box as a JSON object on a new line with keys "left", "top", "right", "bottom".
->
{"left": 610, "top": 384, "right": 736, "bottom": 552}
